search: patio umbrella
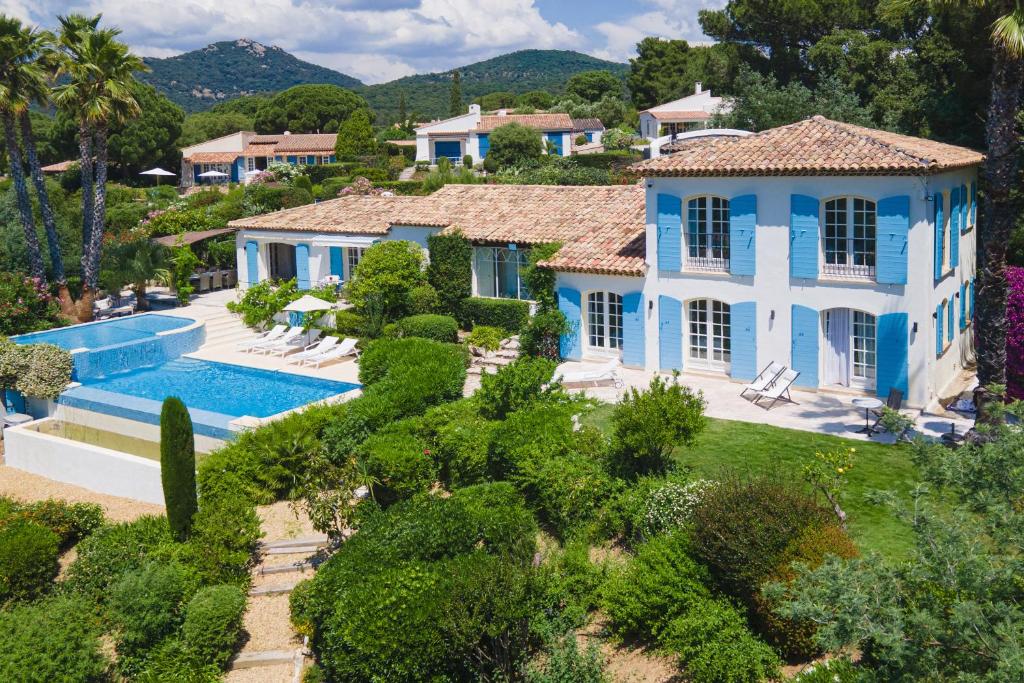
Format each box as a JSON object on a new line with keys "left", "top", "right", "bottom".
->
{"left": 283, "top": 294, "right": 334, "bottom": 327}
{"left": 197, "top": 169, "right": 228, "bottom": 181}
{"left": 140, "top": 167, "right": 176, "bottom": 185}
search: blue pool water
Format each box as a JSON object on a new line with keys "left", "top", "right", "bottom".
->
{"left": 14, "top": 315, "right": 192, "bottom": 352}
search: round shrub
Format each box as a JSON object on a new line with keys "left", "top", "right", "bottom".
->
{"left": 0, "top": 498, "right": 103, "bottom": 550}
{"left": 460, "top": 296, "right": 530, "bottom": 333}
{"left": 332, "top": 309, "right": 365, "bottom": 337}
{"left": 638, "top": 479, "right": 717, "bottom": 540}
{"left": 347, "top": 240, "right": 426, "bottom": 319}
{"left": 423, "top": 400, "right": 499, "bottom": 487}
{"left": 476, "top": 357, "right": 557, "bottom": 420}
{"left": 395, "top": 314, "right": 459, "bottom": 343}
{"left": 182, "top": 584, "right": 247, "bottom": 668}
{"left": 0, "top": 595, "right": 108, "bottom": 681}
{"left": 487, "top": 400, "right": 579, "bottom": 480}
{"left": 511, "top": 450, "right": 616, "bottom": 538}
{"left": 407, "top": 283, "right": 441, "bottom": 314}
{"left": 108, "top": 560, "right": 189, "bottom": 658}
{"left": 361, "top": 428, "right": 438, "bottom": 506}
{"left": 0, "top": 519, "right": 59, "bottom": 602}
{"left": 466, "top": 324, "right": 506, "bottom": 351}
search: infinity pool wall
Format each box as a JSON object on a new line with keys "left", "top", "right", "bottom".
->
{"left": 71, "top": 321, "right": 205, "bottom": 381}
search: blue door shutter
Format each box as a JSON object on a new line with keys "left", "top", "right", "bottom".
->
{"left": 959, "top": 282, "right": 967, "bottom": 330}
{"left": 960, "top": 184, "right": 968, "bottom": 234}
{"left": 656, "top": 193, "right": 682, "bottom": 272}
{"left": 557, "top": 287, "right": 582, "bottom": 360}
{"left": 477, "top": 134, "right": 489, "bottom": 159}
{"left": 658, "top": 295, "right": 683, "bottom": 371}
{"left": 729, "top": 194, "right": 757, "bottom": 276}
{"left": 329, "top": 247, "right": 343, "bottom": 278}
{"left": 295, "top": 243, "right": 311, "bottom": 290}
{"left": 970, "top": 279, "right": 976, "bottom": 320}
{"left": 876, "top": 195, "right": 910, "bottom": 285}
{"left": 546, "top": 132, "right": 563, "bottom": 155}
{"left": 876, "top": 313, "right": 909, "bottom": 398}
{"left": 934, "top": 193, "right": 944, "bottom": 281}
{"left": 729, "top": 301, "right": 757, "bottom": 380}
{"left": 790, "top": 195, "right": 819, "bottom": 279}
{"left": 947, "top": 302, "right": 954, "bottom": 343}
{"left": 970, "top": 182, "right": 977, "bottom": 225}
{"left": 245, "top": 241, "right": 259, "bottom": 286}
{"left": 935, "top": 302, "right": 944, "bottom": 356}
{"left": 949, "top": 187, "right": 960, "bottom": 268}
{"left": 622, "top": 292, "right": 645, "bottom": 367}
{"left": 791, "top": 304, "right": 819, "bottom": 388}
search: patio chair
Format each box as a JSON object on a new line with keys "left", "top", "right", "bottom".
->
{"left": 236, "top": 324, "right": 287, "bottom": 352}
{"left": 753, "top": 368, "right": 800, "bottom": 410}
{"left": 553, "top": 359, "right": 623, "bottom": 388}
{"left": 870, "top": 388, "right": 904, "bottom": 431}
{"left": 302, "top": 337, "right": 360, "bottom": 368}
{"left": 93, "top": 297, "right": 114, "bottom": 320}
{"left": 740, "top": 361, "right": 786, "bottom": 399}
{"left": 287, "top": 336, "right": 339, "bottom": 364}
{"left": 211, "top": 271, "right": 223, "bottom": 290}
{"left": 266, "top": 329, "right": 321, "bottom": 357}
{"left": 250, "top": 327, "right": 303, "bottom": 354}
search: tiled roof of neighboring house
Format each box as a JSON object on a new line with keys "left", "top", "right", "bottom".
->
{"left": 633, "top": 115, "right": 985, "bottom": 177}
{"left": 571, "top": 117, "right": 606, "bottom": 132}
{"left": 41, "top": 160, "right": 75, "bottom": 172}
{"left": 228, "top": 183, "right": 648, "bottom": 276}
{"left": 186, "top": 151, "right": 240, "bottom": 164}
{"left": 272, "top": 133, "right": 338, "bottom": 153}
{"left": 478, "top": 113, "right": 573, "bottom": 132}
{"left": 242, "top": 141, "right": 278, "bottom": 155}
{"left": 645, "top": 110, "right": 712, "bottom": 121}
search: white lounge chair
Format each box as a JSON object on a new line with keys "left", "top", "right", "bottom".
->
{"left": 250, "top": 327, "right": 303, "bottom": 354}
{"left": 287, "top": 336, "right": 339, "bottom": 364}
{"left": 553, "top": 359, "right": 623, "bottom": 388}
{"left": 236, "top": 324, "right": 287, "bottom": 352}
{"left": 267, "top": 329, "right": 321, "bottom": 357}
{"left": 740, "top": 361, "right": 786, "bottom": 399}
{"left": 754, "top": 368, "right": 801, "bottom": 410}
{"left": 302, "top": 337, "right": 359, "bottom": 368}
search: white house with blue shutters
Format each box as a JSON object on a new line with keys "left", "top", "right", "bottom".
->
{"left": 550, "top": 117, "right": 983, "bottom": 409}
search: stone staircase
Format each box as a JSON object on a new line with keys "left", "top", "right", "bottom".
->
{"left": 464, "top": 337, "right": 520, "bottom": 394}
{"left": 200, "top": 307, "right": 261, "bottom": 350}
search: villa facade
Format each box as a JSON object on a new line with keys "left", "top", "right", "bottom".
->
{"left": 229, "top": 116, "right": 982, "bottom": 408}
{"left": 638, "top": 83, "right": 730, "bottom": 140}
{"left": 180, "top": 131, "right": 338, "bottom": 187}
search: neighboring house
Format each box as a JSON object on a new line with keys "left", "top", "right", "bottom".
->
{"left": 41, "top": 160, "right": 76, "bottom": 174}
{"left": 638, "top": 82, "right": 730, "bottom": 140}
{"left": 180, "top": 131, "right": 338, "bottom": 187}
{"left": 414, "top": 105, "right": 581, "bottom": 166}
{"left": 230, "top": 116, "right": 981, "bottom": 408}
{"left": 571, "top": 117, "right": 605, "bottom": 145}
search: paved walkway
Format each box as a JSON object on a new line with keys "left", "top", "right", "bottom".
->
{"left": 398, "top": 165, "right": 417, "bottom": 180}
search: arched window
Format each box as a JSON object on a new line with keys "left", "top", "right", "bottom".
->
{"left": 688, "top": 299, "right": 730, "bottom": 371}
{"left": 586, "top": 292, "right": 623, "bottom": 350}
{"left": 823, "top": 197, "right": 876, "bottom": 278}
{"left": 686, "top": 196, "right": 730, "bottom": 270}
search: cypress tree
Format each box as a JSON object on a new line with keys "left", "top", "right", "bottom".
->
{"left": 449, "top": 71, "right": 463, "bottom": 116}
{"left": 398, "top": 91, "right": 408, "bottom": 126}
{"left": 160, "top": 396, "right": 197, "bottom": 541}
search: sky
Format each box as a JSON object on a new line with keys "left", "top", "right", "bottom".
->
{"left": 1, "top": 0, "right": 725, "bottom": 84}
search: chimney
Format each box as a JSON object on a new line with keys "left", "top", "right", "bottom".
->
{"left": 283, "top": 130, "right": 291, "bottom": 135}
{"left": 695, "top": 82, "right": 703, "bottom": 95}
{"left": 468, "top": 103, "right": 481, "bottom": 115}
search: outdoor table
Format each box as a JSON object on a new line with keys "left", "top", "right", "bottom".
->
{"left": 852, "top": 397, "right": 884, "bottom": 436}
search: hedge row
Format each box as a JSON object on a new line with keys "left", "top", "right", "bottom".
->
{"left": 460, "top": 297, "right": 531, "bottom": 333}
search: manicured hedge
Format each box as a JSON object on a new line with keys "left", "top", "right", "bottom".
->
{"left": 182, "top": 584, "right": 247, "bottom": 669}
{"left": 572, "top": 150, "right": 642, "bottom": 170}
{"left": 0, "top": 595, "right": 108, "bottom": 680}
{"left": 394, "top": 314, "right": 459, "bottom": 343}
{"left": 0, "top": 519, "right": 59, "bottom": 602}
{"left": 427, "top": 232, "right": 472, "bottom": 317}
{"left": 376, "top": 180, "right": 424, "bottom": 195}
{"left": 0, "top": 496, "right": 103, "bottom": 550}
{"left": 460, "top": 296, "right": 531, "bottom": 333}
{"left": 305, "top": 162, "right": 360, "bottom": 184}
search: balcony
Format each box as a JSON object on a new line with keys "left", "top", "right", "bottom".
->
{"left": 685, "top": 255, "right": 730, "bottom": 272}
{"left": 821, "top": 261, "right": 875, "bottom": 280}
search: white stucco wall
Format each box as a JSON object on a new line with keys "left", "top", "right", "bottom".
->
{"left": 180, "top": 131, "right": 249, "bottom": 157}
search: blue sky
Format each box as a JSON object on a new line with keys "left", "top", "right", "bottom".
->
{"left": 2, "top": 0, "right": 724, "bottom": 83}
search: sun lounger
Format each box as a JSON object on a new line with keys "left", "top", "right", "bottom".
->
{"left": 753, "top": 368, "right": 800, "bottom": 410}
{"left": 236, "top": 324, "right": 287, "bottom": 352}
{"left": 250, "top": 327, "right": 303, "bottom": 354}
{"left": 553, "top": 359, "right": 622, "bottom": 388}
{"left": 266, "top": 329, "right": 321, "bottom": 357}
{"left": 301, "top": 337, "right": 359, "bottom": 368}
{"left": 740, "top": 361, "right": 786, "bottom": 399}
{"left": 287, "top": 336, "right": 339, "bottom": 364}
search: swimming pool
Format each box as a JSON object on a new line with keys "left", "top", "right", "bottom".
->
{"left": 14, "top": 314, "right": 193, "bottom": 351}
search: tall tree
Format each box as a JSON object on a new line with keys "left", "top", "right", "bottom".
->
{"left": 252, "top": 84, "right": 369, "bottom": 134}
{"left": 627, "top": 37, "right": 743, "bottom": 110}
{"left": 334, "top": 109, "right": 378, "bottom": 158}
{"left": 53, "top": 14, "right": 145, "bottom": 320}
{"left": 565, "top": 70, "right": 623, "bottom": 103}
{"left": 398, "top": 91, "right": 407, "bottom": 125}
{"left": 449, "top": 70, "right": 463, "bottom": 116}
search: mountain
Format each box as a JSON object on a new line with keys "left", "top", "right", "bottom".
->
{"left": 140, "top": 39, "right": 364, "bottom": 112}
{"left": 361, "top": 50, "right": 629, "bottom": 121}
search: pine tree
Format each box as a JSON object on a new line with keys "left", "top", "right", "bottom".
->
{"left": 334, "top": 109, "right": 378, "bottom": 158}
{"left": 398, "top": 91, "right": 408, "bottom": 126}
{"left": 160, "top": 396, "right": 197, "bottom": 541}
{"left": 449, "top": 71, "right": 463, "bottom": 117}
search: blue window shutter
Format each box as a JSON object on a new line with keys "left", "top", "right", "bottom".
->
{"left": 658, "top": 295, "right": 683, "bottom": 371}
{"left": 959, "top": 282, "right": 967, "bottom": 330}
{"left": 656, "top": 193, "right": 682, "bottom": 272}
{"left": 790, "top": 195, "right": 819, "bottom": 279}
{"left": 557, "top": 287, "right": 582, "bottom": 360}
{"left": 876, "top": 313, "right": 909, "bottom": 398}
{"left": 330, "top": 155, "right": 336, "bottom": 163}
{"left": 950, "top": 187, "right": 960, "bottom": 268}
{"left": 287, "top": 155, "right": 297, "bottom": 165}
{"left": 791, "top": 304, "right": 819, "bottom": 388}
{"left": 960, "top": 184, "right": 968, "bottom": 234}
{"left": 970, "top": 279, "right": 976, "bottom": 320}
{"left": 478, "top": 134, "right": 489, "bottom": 159}
{"left": 329, "top": 247, "right": 343, "bottom": 278}
{"left": 729, "top": 302, "right": 757, "bottom": 380}
{"left": 622, "top": 292, "right": 645, "bottom": 367}
{"left": 876, "top": 195, "right": 910, "bottom": 285}
{"left": 970, "top": 182, "right": 977, "bottom": 225}
{"left": 295, "top": 243, "right": 311, "bottom": 290}
{"left": 947, "top": 302, "right": 954, "bottom": 343}
{"left": 546, "top": 132, "right": 563, "bottom": 155}
{"left": 936, "top": 303, "right": 944, "bottom": 356}
{"left": 245, "top": 241, "right": 259, "bottom": 286}
{"left": 729, "top": 194, "right": 757, "bottom": 276}
{"left": 934, "top": 193, "right": 944, "bottom": 280}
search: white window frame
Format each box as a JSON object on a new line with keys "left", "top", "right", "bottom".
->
{"left": 346, "top": 247, "right": 365, "bottom": 279}
{"left": 685, "top": 195, "right": 730, "bottom": 271}
{"left": 821, "top": 196, "right": 877, "bottom": 280}
{"left": 851, "top": 310, "right": 877, "bottom": 389}
{"left": 687, "top": 299, "right": 731, "bottom": 373}
{"left": 474, "top": 246, "right": 531, "bottom": 300}
{"left": 584, "top": 291, "right": 623, "bottom": 354}
{"left": 246, "top": 157, "right": 255, "bottom": 172}
{"left": 321, "top": 155, "right": 332, "bottom": 165}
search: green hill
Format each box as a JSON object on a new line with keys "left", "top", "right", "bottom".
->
{"left": 140, "top": 39, "right": 364, "bottom": 112}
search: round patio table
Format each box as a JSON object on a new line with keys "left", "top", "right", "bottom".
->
{"left": 852, "top": 397, "right": 884, "bottom": 436}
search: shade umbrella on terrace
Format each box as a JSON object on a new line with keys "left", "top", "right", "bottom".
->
{"left": 140, "top": 167, "right": 176, "bottom": 185}
{"left": 283, "top": 294, "right": 334, "bottom": 327}
{"left": 196, "top": 170, "right": 229, "bottom": 184}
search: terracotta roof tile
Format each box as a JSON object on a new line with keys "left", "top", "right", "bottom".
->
{"left": 272, "top": 133, "right": 337, "bottom": 153}
{"left": 633, "top": 116, "right": 984, "bottom": 177}
{"left": 478, "top": 113, "right": 573, "bottom": 132}
{"left": 571, "top": 117, "right": 605, "bottom": 132}
{"left": 185, "top": 151, "right": 240, "bottom": 163}
{"left": 648, "top": 110, "right": 712, "bottom": 121}
{"left": 229, "top": 195, "right": 438, "bottom": 235}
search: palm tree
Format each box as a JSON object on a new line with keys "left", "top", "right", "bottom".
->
{"left": 53, "top": 14, "right": 146, "bottom": 321}
{"left": 100, "top": 238, "right": 169, "bottom": 311}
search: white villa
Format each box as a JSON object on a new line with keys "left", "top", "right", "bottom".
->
{"left": 414, "top": 104, "right": 589, "bottom": 166}
{"left": 230, "top": 116, "right": 982, "bottom": 409}
{"left": 639, "top": 83, "right": 730, "bottom": 140}
{"left": 180, "top": 131, "right": 338, "bottom": 187}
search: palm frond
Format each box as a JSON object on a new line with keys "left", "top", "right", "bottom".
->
{"left": 992, "top": 8, "right": 1024, "bottom": 57}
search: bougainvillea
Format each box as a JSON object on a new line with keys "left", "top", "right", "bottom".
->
{"left": 1006, "top": 266, "right": 1024, "bottom": 399}
{"left": 0, "top": 274, "right": 62, "bottom": 336}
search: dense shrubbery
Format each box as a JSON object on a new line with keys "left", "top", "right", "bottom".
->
{"left": 0, "top": 273, "right": 62, "bottom": 335}
{"left": 0, "top": 519, "right": 60, "bottom": 603}
{"left": 426, "top": 231, "right": 472, "bottom": 317}
{"left": 519, "top": 309, "right": 569, "bottom": 361}
{"left": 392, "top": 313, "right": 459, "bottom": 342}
{"left": 407, "top": 283, "right": 441, "bottom": 314}
{"left": 460, "top": 296, "right": 531, "bottom": 332}
{"left": 346, "top": 240, "right": 426, "bottom": 319}
{"left": 423, "top": 399, "right": 499, "bottom": 488}
{"left": 181, "top": 584, "right": 248, "bottom": 669}
{"left": 467, "top": 324, "right": 506, "bottom": 351}
{"left": 0, "top": 338, "right": 74, "bottom": 400}
{"left": 0, "top": 496, "right": 103, "bottom": 550}
{"left": 360, "top": 422, "right": 437, "bottom": 506}
{"left": 476, "top": 357, "right": 557, "bottom": 420}
{"left": 0, "top": 594, "right": 109, "bottom": 680}
{"left": 108, "top": 560, "right": 190, "bottom": 662}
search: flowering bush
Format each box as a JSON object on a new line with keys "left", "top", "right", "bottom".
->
{"left": 639, "top": 479, "right": 717, "bottom": 539}
{"left": 339, "top": 176, "right": 384, "bottom": 196}
{"left": 0, "top": 340, "right": 73, "bottom": 399}
{"left": 266, "top": 161, "right": 303, "bottom": 182}
{"left": 0, "top": 273, "right": 62, "bottom": 336}
{"left": 1007, "top": 267, "right": 1024, "bottom": 398}
{"left": 247, "top": 170, "right": 275, "bottom": 185}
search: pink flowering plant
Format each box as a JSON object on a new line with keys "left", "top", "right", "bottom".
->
{"left": 1007, "top": 267, "right": 1024, "bottom": 398}
{"left": 339, "top": 177, "right": 384, "bottom": 196}
{"left": 0, "top": 273, "right": 62, "bottom": 336}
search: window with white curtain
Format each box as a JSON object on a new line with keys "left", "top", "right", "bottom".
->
{"left": 474, "top": 246, "right": 531, "bottom": 299}
{"left": 686, "top": 196, "right": 730, "bottom": 270}
{"left": 688, "top": 299, "right": 730, "bottom": 371}
{"left": 586, "top": 292, "right": 623, "bottom": 350}
{"left": 823, "top": 197, "right": 876, "bottom": 278}
{"left": 852, "top": 311, "right": 876, "bottom": 383}
{"left": 346, "top": 247, "right": 365, "bottom": 278}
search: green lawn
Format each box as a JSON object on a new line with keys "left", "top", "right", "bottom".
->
{"left": 585, "top": 405, "right": 920, "bottom": 559}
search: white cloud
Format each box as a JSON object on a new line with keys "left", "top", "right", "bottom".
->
{"left": 590, "top": 0, "right": 725, "bottom": 62}
{"left": 293, "top": 51, "right": 417, "bottom": 84}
